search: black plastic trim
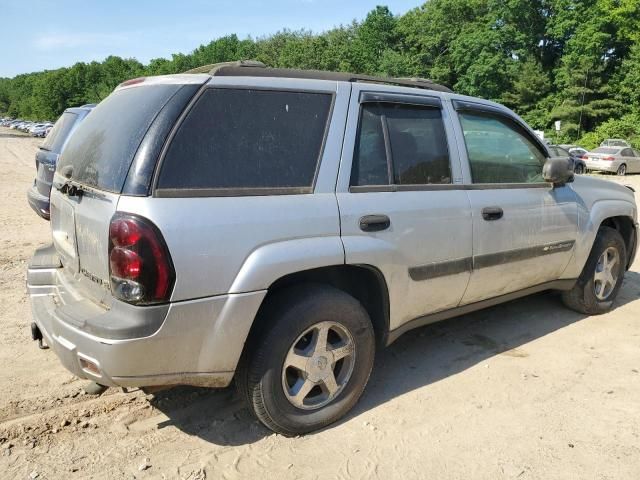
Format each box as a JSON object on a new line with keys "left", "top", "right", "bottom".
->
{"left": 407, "top": 240, "right": 575, "bottom": 282}
{"left": 464, "top": 182, "right": 551, "bottom": 190}
{"left": 473, "top": 240, "right": 575, "bottom": 270}
{"left": 386, "top": 279, "right": 577, "bottom": 345}
{"left": 409, "top": 257, "right": 472, "bottom": 281}
{"left": 360, "top": 91, "right": 442, "bottom": 108}
{"left": 155, "top": 186, "right": 313, "bottom": 198}
{"left": 348, "top": 183, "right": 550, "bottom": 193}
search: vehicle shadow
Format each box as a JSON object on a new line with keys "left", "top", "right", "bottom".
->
{"left": 148, "top": 271, "right": 640, "bottom": 446}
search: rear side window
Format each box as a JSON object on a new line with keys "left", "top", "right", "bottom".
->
{"left": 621, "top": 148, "right": 634, "bottom": 157}
{"left": 157, "top": 88, "right": 333, "bottom": 193}
{"left": 351, "top": 102, "right": 451, "bottom": 186}
{"left": 42, "top": 112, "right": 78, "bottom": 153}
{"left": 58, "top": 84, "right": 181, "bottom": 193}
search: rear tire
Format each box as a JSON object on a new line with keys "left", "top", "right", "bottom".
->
{"left": 561, "top": 226, "right": 626, "bottom": 314}
{"left": 617, "top": 164, "right": 627, "bottom": 176}
{"left": 237, "top": 284, "right": 375, "bottom": 436}
{"left": 574, "top": 164, "right": 585, "bottom": 175}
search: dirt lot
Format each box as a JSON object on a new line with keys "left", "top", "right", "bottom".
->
{"left": 0, "top": 128, "right": 639, "bottom": 480}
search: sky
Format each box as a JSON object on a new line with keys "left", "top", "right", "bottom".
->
{"left": 1, "top": 0, "right": 422, "bottom": 78}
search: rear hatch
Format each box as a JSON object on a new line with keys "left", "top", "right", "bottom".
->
{"left": 50, "top": 78, "right": 206, "bottom": 306}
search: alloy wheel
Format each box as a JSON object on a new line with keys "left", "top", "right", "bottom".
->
{"left": 594, "top": 246, "right": 620, "bottom": 300}
{"left": 282, "top": 321, "right": 356, "bottom": 410}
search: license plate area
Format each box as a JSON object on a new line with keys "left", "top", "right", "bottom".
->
{"left": 51, "top": 195, "right": 79, "bottom": 272}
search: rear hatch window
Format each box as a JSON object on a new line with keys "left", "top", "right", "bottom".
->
{"left": 57, "top": 84, "right": 183, "bottom": 193}
{"left": 592, "top": 147, "right": 620, "bottom": 155}
{"left": 41, "top": 112, "right": 78, "bottom": 153}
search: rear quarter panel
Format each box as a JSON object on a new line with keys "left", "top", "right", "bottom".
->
{"left": 117, "top": 77, "right": 351, "bottom": 301}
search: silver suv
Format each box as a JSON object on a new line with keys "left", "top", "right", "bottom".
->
{"left": 28, "top": 62, "right": 638, "bottom": 435}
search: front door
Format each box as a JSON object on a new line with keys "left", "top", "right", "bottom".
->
{"left": 449, "top": 103, "right": 578, "bottom": 305}
{"left": 337, "top": 86, "right": 472, "bottom": 330}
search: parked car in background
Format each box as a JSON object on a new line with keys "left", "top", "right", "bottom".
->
{"left": 569, "top": 147, "right": 588, "bottom": 158}
{"left": 584, "top": 147, "right": 640, "bottom": 175}
{"left": 27, "top": 63, "right": 638, "bottom": 436}
{"left": 600, "top": 139, "right": 631, "bottom": 148}
{"left": 549, "top": 145, "right": 586, "bottom": 174}
{"left": 27, "top": 104, "right": 95, "bottom": 219}
{"left": 31, "top": 123, "right": 53, "bottom": 137}
{"left": 559, "top": 144, "right": 589, "bottom": 159}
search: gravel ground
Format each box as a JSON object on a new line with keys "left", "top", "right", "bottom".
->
{"left": 0, "top": 128, "right": 639, "bottom": 479}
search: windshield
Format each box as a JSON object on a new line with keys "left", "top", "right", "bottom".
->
{"left": 41, "top": 112, "right": 78, "bottom": 153}
{"left": 57, "top": 84, "right": 181, "bottom": 193}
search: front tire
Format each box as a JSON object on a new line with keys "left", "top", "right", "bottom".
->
{"left": 237, "top": 284, "right": 375, "bottom": 436}
{"left": 562, "top": 226, "right": 626, "bottom": 314}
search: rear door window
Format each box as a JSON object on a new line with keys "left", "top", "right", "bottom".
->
{"left": 621, "top": 148, "right": 634, "bottom": 157}
{"left": 58, "top": 84, "right": 182, "bottom": 193}
{"left": 42, "top": 112, "right": 78, "bottom": 153}
{"left": 351, "top": 102, "right": 451, "bottom": 186}
{"left": 157, "top": 88, "right": 333, "bottom": 194}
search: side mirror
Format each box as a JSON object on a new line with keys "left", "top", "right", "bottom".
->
{"left": 543, "top": 157, "right": 574, "bottom": 187}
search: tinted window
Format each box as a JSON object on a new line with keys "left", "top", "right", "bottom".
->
{"left": 621, "top": 148, "right": 634, "bottom": 157}
{"left": 459, "top": 112, "right": 546, "bottom": 184}
{"left": 42, "top": 112, "right": 78, "bottom": 153}
{"left": 158, "top": 88, "right": 332, "bottom": 191}
{"left": 351, "top": 103, "right": 451, "bottom": 186}
{"left": 58, "top": 85, "right": 181, "bottom": 193}
{"left": 351, "top": 105, "right": 389, "bottom": 186}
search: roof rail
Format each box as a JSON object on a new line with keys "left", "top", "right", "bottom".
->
{"left": 183, "top": 60, "right": 266, "bottom": 74}
{"left": 183, "top": 60, "right": 452, "bottom": 93}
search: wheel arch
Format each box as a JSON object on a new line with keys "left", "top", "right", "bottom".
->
{"left": 239, "top": 264, "right": 391, "bottom": 367}
{"left": 599, "top": 215, "right": 637, "bottom": 269}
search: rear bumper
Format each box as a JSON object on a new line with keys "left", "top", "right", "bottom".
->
{"left": 27, "top": 245, "right": 266, "bottom": 388}
{"left": 27, "top": 184, "right": 50, "bottom": 220}
{"left": 584, "top": 160, "right": 619, "bottom": 173}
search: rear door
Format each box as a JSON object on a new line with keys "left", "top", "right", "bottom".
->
{"left": 337, "top": 85, "right": 472, "bottom": 330}
{"left": 449, "top": 101, "right": 578, "bottom": 304}
{"left": 51, "top": 80, "right": 204, "bottom": 305}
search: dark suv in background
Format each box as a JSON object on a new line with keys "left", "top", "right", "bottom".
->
{"left": 27, "top": 104, "right": 95, "bottom": 219}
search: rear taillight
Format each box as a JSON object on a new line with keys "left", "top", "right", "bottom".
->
{"left": 108, "top": 213, "right": 175, "bottom": 305}
{"left": 603, "top": 156, "right": 615, "bottom": 161}
{"left": 581, "top": 155, "right": 588, "bottom": 160}
{"left": 118, "top": 77, "right": 146, "bottom": 88}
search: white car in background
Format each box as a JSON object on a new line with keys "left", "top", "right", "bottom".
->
{"left": 584, "top": 146, "right": 640, "bottom": 175}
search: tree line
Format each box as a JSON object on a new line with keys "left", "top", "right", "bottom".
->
{"left": 1, "top": 0, "right": 639, "bottom": 147}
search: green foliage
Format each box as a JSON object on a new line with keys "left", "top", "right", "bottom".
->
{"left": 577, "top": 114, "right": 640, "bottom": 149}
{"left": 1, "top": 0, "right": 639, "bottom": 148}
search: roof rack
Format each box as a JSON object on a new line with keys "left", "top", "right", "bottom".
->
{"left": 183, "top": 60, "right": 452, "bottom": 93}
